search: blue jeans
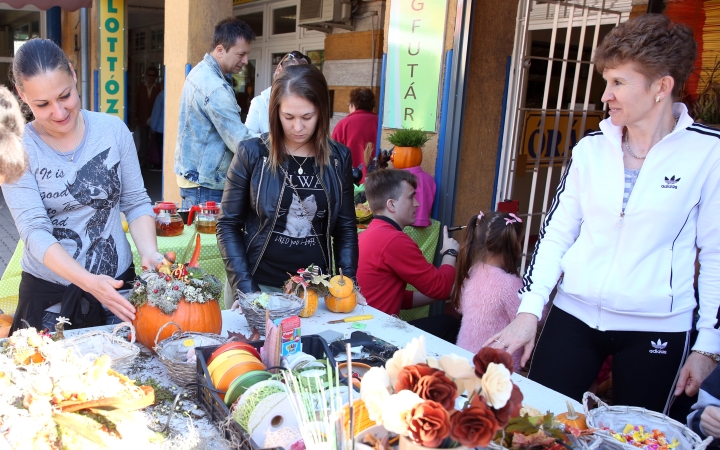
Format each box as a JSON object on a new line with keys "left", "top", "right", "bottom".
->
{"left": 179, "top": 186, "right": 223, "bottom": 209}
{"left": 41, "top": 306, "right": 122, "bottom": 331}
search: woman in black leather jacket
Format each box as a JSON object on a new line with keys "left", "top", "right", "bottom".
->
{"left": 218, "top": 65, "right": 358, "bottom": 295}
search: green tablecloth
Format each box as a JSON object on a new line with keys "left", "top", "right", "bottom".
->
{"left": 0, "top": 226, "right": 227, "bottom": 314}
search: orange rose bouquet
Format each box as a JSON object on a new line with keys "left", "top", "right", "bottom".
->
{"left": 359, "top": 336, "right": 523, "bottom": 449}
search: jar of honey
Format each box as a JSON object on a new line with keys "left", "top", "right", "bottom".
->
{"left": 155, "top": 202, "right": 184, "bottom": 237}
{"left": 188, "top": 201, "right": 220, "bottom": 234}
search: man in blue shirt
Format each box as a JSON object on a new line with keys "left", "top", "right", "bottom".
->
{"left": 174, "top": 18, "right": 255, "bottom": 208}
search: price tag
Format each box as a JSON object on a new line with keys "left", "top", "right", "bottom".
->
{"left": 183, "top": 339, "right": 195, "bottom": 347}
{"left": 352, "top": 322, "right": 366, "bottom": 330}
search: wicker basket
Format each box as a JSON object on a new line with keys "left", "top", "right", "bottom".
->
{"left": 153, "top": 322, "right": 226, "bottom": 386}
{"left": 60, "top": 322, "right": 139, "bottom": 372}
{"left": 583, "top": 391, "right": 713, "bottom": 450}
{"left": 235, "top": 291, "right": 304, "bottom": 335}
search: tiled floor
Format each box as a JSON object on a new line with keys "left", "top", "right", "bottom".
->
{"left": 0, "top": 168, "right": 163, "bottom": 277}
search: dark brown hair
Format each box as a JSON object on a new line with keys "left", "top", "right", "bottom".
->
{"left": 349, "top": 88, "right": 376, "bottom": 112}
{"left": 593, "top": 14, "right": 696, "bottom": 98}
{"left": 450, "top": 212, "right": 523, "bottom": 310}
{"left": 11, "top": 38, "right": 73, "bottom": 89}
{"left": 211, "top": 17, "right": 255, "bottom": 51}
{"left": 268, "top": 64, "right": 331, "bottom": 172}
{"left": 364, "top": 169, "right": 417, "bottom": 214}
{"left": 0, "top": 86, "right": 27, "bottom": 184}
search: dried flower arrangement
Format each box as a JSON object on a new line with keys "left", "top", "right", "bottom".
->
{"left": 128, "top": 242, "right": 222, "bottom": 315}
{"left": 360, "top": 335, "right": 524, "bottom": 449}
{"left": 0, "top": 326, "right": 154, "bottom": 448}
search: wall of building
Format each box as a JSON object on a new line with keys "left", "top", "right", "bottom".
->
{"left": 162, "top": 0, "right": 233, "bottom": 204}
{"left": 452, "top": 0, "right": 519, "bottom": 226}
{"left": 61, "top": 2, "right": 99, "bottom": 112}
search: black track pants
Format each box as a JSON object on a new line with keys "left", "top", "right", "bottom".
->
{"left": 528, "top": 307, "right": 690, "bottom": 414}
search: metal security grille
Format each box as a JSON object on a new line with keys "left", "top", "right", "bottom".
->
{"left": 496, "top": 0, "right": 629, "bottom": 274}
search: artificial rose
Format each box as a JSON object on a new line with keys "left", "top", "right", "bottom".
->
{"left": 438, "top": 354, "right": 482, "bottom": 395}
{"left": 386, "top": 336, "right": 429, "bottom": 386}
{"left": 361, "top": 385, "right": 390, "bottom": 423}
{"left": 381, "top": 390, "right": 424, "bottom": 435}
{"left": 395, "top": 363, "right": 438, "bottom": 393}
{"left": 406, "top": 400, "right": 451, "bottom": 448}
{"left": 493, "top": 384, "right": 524, "bottom": 428}
{"left": 361, "top": 366, "right": 390, "bottom": 392}
{"left": 415, "top": 370, "right": 458, "bottom": 411}
{"left": 473, "top": 346, "right": 514, "bottom": 377}
{"left": 480, "top": 362, "right": 513, "bottom": 409}
{"left": 449, "top": 395, "right": 500, "bottom": 448}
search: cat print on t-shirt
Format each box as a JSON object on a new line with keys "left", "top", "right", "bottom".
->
{"left": 284, "top": 193, "right": 317, "bottom": 237}
{"left": 272, "top": 172, "right": 328, "bottom": 248}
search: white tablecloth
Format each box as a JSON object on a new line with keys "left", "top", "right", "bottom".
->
{"left": 221, "top": 303, "right": 580, "bottom": 415}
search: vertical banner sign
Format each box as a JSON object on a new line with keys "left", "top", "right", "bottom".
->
{"left": 99, "top": 0, "right": 125, "bottom": 119}
{"left": 383, "top": 0, "right": 448, "bottom": 131}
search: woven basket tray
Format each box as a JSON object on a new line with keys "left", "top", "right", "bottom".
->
{"left": 583, "top": 391, "right": 713, "bottom": 449}
{"left": 236, "top": 291, "right": 304, "bottom": 335}
{"left": 60, "top": 322, "right": 139, "bottom": 372}
{"left": 488, "top": 431, "right": 602, "bottom": 449}
{"left": 153, "top": 321, "right": 226, "bottom": 386}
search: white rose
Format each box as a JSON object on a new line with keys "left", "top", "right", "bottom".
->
{"left": 401, "top": 335, "right": 427, "bottom": 367}
{"left": 480, "top": 362, "right": 513, "bottom": 409}
{"left": 362, "top": 387, "right": 390, "bottom": 423}
{"left": 385, "top": 349, "right": 405, "bottom": 388}
{"left": 439, "top": 354, "right": 480, "bottom": 395}
{"left": 381, "top": 390, "right": 423, "bottom": 436}
{"left": 361, "top": 367, "right": 390, "bottom": 393}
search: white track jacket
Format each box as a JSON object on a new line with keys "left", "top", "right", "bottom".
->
{"left": 518, "top": 103, "right": 720, "bottom": 354}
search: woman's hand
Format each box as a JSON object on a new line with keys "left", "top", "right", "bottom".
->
{"left": 701, "top": 406, "right": 720, "bottom": 438}
{"left": 84, "top": 273, "right": 137, "bottom": 323}
{"left": 675, "top": 351, "right": 717, "bottom": 397}
{"left": 141, "top": 251, "right": 164, "bottom": 272}
{"left": 483, "top": 313, "right": 539, "bottom": 366}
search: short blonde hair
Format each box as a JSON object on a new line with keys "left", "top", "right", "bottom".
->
{"left": 0, "top": 86, "right": 27, "bottom": 184}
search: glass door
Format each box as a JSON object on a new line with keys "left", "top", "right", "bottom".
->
{"left": 232, "top": 49, "right": 259, "bottom": 122}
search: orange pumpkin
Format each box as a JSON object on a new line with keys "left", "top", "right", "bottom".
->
{"left": 299, "top": 288, "right": 320, "bottom": 318}
{"left": 0, "top": 314, "right": 12, "bottom": 339}
{"left": 390, "top": 146, "right": 423, "bottom": 169}
{"left": 325, "top": 291, "right": 357, "bottom": 313}
{"left": 557, "top": 401, "right": 587, "bottom": 430}
{"left": 132, "top": 298, "right": 222, "bottom": 352}
{"left": 329, "top": 270, "right": 354, "bottom": 298}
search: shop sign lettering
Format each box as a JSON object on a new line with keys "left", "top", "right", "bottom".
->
{"left": 99, "top": 0, "right": 125, "bottom": 119}
{"left": 519, "top": 111, "right": 604, "bottom": 167}
{"left": 383, "top": 0, "right": 448, "bottom": 132}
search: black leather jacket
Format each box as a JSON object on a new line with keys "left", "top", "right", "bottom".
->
{"left": 217, "top": 136, "right": 358, "bottom": 294}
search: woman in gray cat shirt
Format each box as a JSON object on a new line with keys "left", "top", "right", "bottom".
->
{"left": 2, "top": 39, "right": 163, "bottom": 333}
{"left": 218, "top": 64, "right": 357, "bottom": 296}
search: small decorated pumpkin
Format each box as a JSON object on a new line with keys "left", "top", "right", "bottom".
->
{"left": 557, "top": 401, "right": 587, "bottom": 430}
{"left": 325, "top": 291, "right": 357, "bottom": 313}
{"left": 299, "top": 288, "right": 320, "bottom": 318}
{"left": 390, "top": 146, "right": 423, "bottom": 169}
{"left": 328, "top": 270, "right": 354, "bottom": 298}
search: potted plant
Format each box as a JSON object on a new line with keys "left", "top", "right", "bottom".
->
{"left": 688, "top": 58, "right": 720, "bottom": 127}
{"left": 387, "top": 127, "right": 431, "bottom": 169}
{"left": 128, "top": 234, "right": 223, "bottom": 351}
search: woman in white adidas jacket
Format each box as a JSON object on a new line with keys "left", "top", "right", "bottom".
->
{"left": 487, "top": 14, "right": 720, "bottom": 415}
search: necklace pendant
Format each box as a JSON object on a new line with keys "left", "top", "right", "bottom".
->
{"left": 298, "top": 167, "right": 303, "bottom": 175}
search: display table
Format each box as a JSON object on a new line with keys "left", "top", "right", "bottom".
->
{"left": 6, "top": 304, "right": 576, "bottom": 447}
{"left": 0, "top": 226, "right": 226, "bottom": 314}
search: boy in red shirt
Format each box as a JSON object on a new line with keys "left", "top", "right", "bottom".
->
{"left": 358, "top": 169, "right": 459, "bottom": 323}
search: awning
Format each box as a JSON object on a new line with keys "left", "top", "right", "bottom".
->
{"left": 1, "top": 0, "right": 92, "bottom": 10}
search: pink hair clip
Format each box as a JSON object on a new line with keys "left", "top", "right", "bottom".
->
{"left": 505, "top": 213, "right": 523, "bottom": 226}
{"left": 477, "top": 211, "right": 484, "bottom": 221}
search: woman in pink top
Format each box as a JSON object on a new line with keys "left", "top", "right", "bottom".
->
{"left": 453, "top": 211, "right": 528, "bottom": 371}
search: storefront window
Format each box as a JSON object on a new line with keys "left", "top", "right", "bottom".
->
{"left": 272, "top": 6, "right": 296, "bottom": 35}
{"left": 135, "top": 31, "right": 145, "bottom": 51}
{"left": 150, "top": 29, "right": 163, "bottom": 51}
{"left": 237, "top": 11, "right": 263, "bottom": 37}
{"left": 0, "top": 8, "right": 41, "bottom": 92}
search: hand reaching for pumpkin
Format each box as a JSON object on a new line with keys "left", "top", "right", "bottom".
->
{"left": 483, "top": 313, "right": 539, "bottom": 366}
{"left": 83, "top": 274, "right": 137, "bottom": 323}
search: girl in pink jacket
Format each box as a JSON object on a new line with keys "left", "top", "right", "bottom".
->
{"left": 453, "top": 211, "right": 532, "bottom": 371}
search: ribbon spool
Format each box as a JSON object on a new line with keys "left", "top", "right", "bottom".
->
{"left": 248, "top": 392, "right": 299, "bottom": 447}
{"left": 232, "top": 380, "right": 285, "bottom": 430}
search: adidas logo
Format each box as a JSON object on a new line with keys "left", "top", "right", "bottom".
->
{"left": 649, "top": 339, "right": 668, "bottom": 355}
{"left": 661, "top": 176, "right": 680, "bottom": 189}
